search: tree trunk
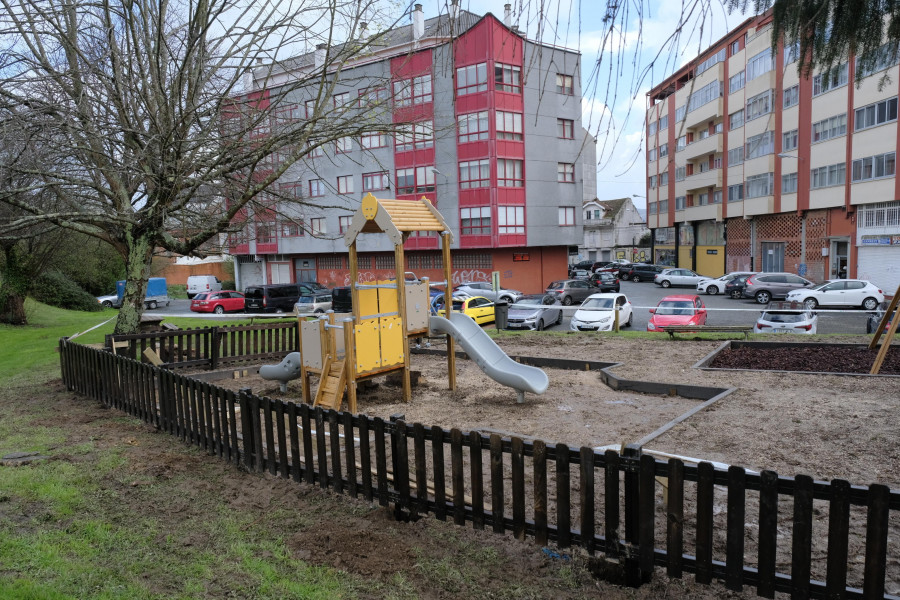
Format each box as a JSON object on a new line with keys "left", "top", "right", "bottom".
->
{"left": 0, "top": 243, "right": 30, "bottom": 325}
{"left": 113, "top": 233, "right": 154, "bottom": 334}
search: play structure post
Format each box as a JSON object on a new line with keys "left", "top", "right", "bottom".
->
{"left": 394, "top": 243, "right": 412, "bottom": 403}
{"left": 342, "top": 316, "right": 357, "bottom": 412}
{"left": 442, "top": 231, "right": 456, "bottom": 390}
{"left": 349, "top": 243, "right": 360, "bottom": 316}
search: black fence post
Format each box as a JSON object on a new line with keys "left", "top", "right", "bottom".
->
{"left": 210, "top": 327, "right": 220, "bottom": 370}
{"left": 623, "top": 443, "right": 643, "bottom": 587}
{"left": 238, "top": 388, "right": 254, "bottom": 471}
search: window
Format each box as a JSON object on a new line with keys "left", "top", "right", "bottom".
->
{"left": 729, "top": 70, "right": 745, "bottom": 94}
{"left": 395, "top": 166, "right": 435, "bottom": 195}
{"left": 676, "top": 105, "right": 686, "bottom": 122}
{"left": 745, "top": 130, "right": 774, "bottom": 159}
{"left": 783, "top": 129, "right": 798, "bottom": 152}
{"left": 687, "top": 81, "right": 722, "bottom": 113}
{"left": 659, "top": 143, "right": 669, "bottom": 157}
{"left": 784, "top": 40, "right": 800, "bottom": 65}
{"left": 307, "top": 140, "right": 324, "bottom": 158}
{"left": 459, "top": 159, "right": 490, "bottom": 189}
{"left": 556, "top": 73, "right": 574, "bottom": 95}
{"left": 649, "top": 121, "right": 658, "bottom": 136}
{"left": 458, "top": 111, "right": 489, "bottom": 143}
{"left": 558, "top": 162, "right": 575, "bottom": 183}
{"left": 659, "top": 172, "right": 669, "bottom": 186}
{"left": 811, "top": 163, "right": 846, "bottom": 189}
{"left": 393, "top": 73, "right": 432, "bottom": 106}
{"left": 675, "top": 196, "right": 686, "bottom": 210}
{"left": 648, "top": 148, "right": 657, "bottom": 162}
{"left": 339, "top": 215, "right": 352, "bottom": 233}
{"left": 746, "top": 89, "right": 774, "bottom": 121}
{"left": 659, "top": 199, "right": 669, "bottom": 213}
{"left": 713, "top": 190, "right": 723, "bottom": 204}
{"left": 496, "top": 111, "right": 523, "bottom": 140}
{"left": 358, "top": 87, "right": 388, "bottom": 107}
{"left": 728, "top": 146, "right": 744, "bottom": 165}
{"left": 812, "top": 63, "right": 848, "bottom": 96}
{"left": 337, "top": 175, "right": 354, "bottom": 194}
{"left": 305, "top": 99, "right": 317, "bottom": 119}
{"left": 332, "top": 92, "right": 349, "bottom": 108}
{"left": 495, "top": 63, "right": 522, "bottom": 93}
{"left": 745, "top": 172, "right": 774, "bottom": 198}
{"left": 698, "top": 192, "right": 709, "bottom": 205}
{"left": 676, "top": 135, "right": 687, "bottom": 151}
{"left": 859, "top": 201, "right": 900, "bottom": 229}
{"left": 649, "top": 175, "right": 657, "bottom": 188}
{"left": 558, "top": 118, "right": 575, "bottom": 139}
{"left": 659, "top": 115, "right": 668, "bottom": 130}
{"left": 361, "top": 131, "right": 388, "bottom": 149}
{"left": 498, "top": 159, "right": 524, "bottom": 186}
{"left": 728, "top": 183, "right": 744, "bottom": 202}
{"left": 281, "top": 221, "right": 303, "bottom": 237}
{"left": 812, "top": 114, "right": 847, "bottom": 142}
{"left": 309, "top": 179, "right": 325, "bottom": 197}
{"left": 335, "top": 137, "right": 353, "bottom": 154}
{"left": 747, "top": 48, "right": 774, "bottom": 81}
{"left": 698, "top": 128, "right": 710, "bottom": 141}
{"left": 396, "top": 120, "right": 434, "bottom": 152}
{"left": 852, "top": 152, "right": 896, "bottom": 182}
{"left": 675, "top": 166, "right": 686, "bottom": 181}
{"left": 857, "top": 43, "right": 900, "bottom": 78}
{"left": 854, "top": 97, "right": 898, "bottom": 131}
{"left": 460, "top": 207, "right": 491, "bottom": 235}
{"left": 696, "top": 48, "right": 726, "bottom": 74}
{"left": 256, "top": 223, "right": 275, "bottom": 244}
{"left": 731, "top": 40, "right": 740, "bottom": 55}
{"left": 310, "top": 217, "right": 326, "bottom": 235}
{"left": 362, "top": 171, "right": 389, "bottom": 192}
{"left": 782, "top": 172, "right": 798, "bottom": 194}
{"left": 648, "top": 202, "right": 657, "bottom": 215}
{"left": 500, "top": 206, "right": 526, "bottom": 233}
{"left": 783, "top": 85, "right": 799, "bottom": 108}
{"left": 557, "top": 206, "right": 575, "bottom": 227}
{"left": 457, "top": 62, "right": 487, "bottom": 95}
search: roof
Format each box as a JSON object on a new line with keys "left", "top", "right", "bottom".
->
{"left": 343, "top": 193, "right": 452, "bottom": 246}
{"left": 595, "top": 198, "right": 628, "bottom": 219}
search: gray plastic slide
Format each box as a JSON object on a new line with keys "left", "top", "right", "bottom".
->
{"left": 259, "top": 351, "right": 303, "bottom": 393}
{"left": 429, "top": 313, "right": 549, "bottom": 403}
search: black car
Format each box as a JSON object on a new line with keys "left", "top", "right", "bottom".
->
{"left": 568, "top": 260, "right": 595, "bottom": 277}
{"left": 867, "top": 301, "right": 895, "bottom": 334}
{"left": 589, "top": 271, "right": 620, "bottom": 293}
{"left": 621, "top": 263, "right": 664, "bottom": 282}
{"left": 331, "top": 286, "right": 352, "bottom": 312}
{"left": 724, "top": 274, "right": 753, "bottom": 299}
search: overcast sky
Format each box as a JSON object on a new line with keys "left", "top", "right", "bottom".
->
{"left": 415, "top": 0, "right": 752, "bottom": 209}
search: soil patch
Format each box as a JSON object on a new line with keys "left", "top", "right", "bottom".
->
{"left": 707, "top": 343, "right": 900, "bottom": 374}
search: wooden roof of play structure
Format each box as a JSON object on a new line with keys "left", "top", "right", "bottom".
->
{"left": 343, "top": 193, "right": 453, "bottom": 246}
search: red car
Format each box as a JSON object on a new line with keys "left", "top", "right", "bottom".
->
{"left": 647, "top": 294, "right": 708, "bottom": 332}
{"left": 189, "top": 291, "right": 246, "bottom": 314}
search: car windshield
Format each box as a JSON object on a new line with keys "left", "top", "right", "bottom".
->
{"left": 656, "top": 301, "right": 694, "bottom": 315}
{"left": 512, "top": 295, "right": 554, "bottom": 308}
{"left": 244, "top": 288, "right": 263, "bottom": 299}
{"left": 194, "top": 293, "right": 209, "bottom": 301}
{"left": 761, "top": 311, "right": 809, "bottom": 323}
{"left": 581, "top": 297, "right": 614, "bottom": 310}
{"left": 546, "top": 281, "right": 564, "bottom": 290}
{"left": 809, "top": 282, "right": 830, "bottom": 290}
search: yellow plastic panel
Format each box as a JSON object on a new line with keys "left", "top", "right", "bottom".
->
{"left": 355, "top": 319, "right": 382, "bottom": 373}
{"left": 379, "top": 315, "right": 404, "bottom": 367}
{"left": 300, "top": 321, "right": 323, "bottom": 369}
{"left": 377, "top": 279, "right": 399, "bottom": 314}
{"left": 358, "top": 285, "right": 380, "bottom": 320}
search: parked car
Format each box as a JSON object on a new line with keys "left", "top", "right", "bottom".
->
{"left": 785, "top": 279, "right": 884, "bottom": 310}
{"left": 571, "top": 269, "right": 591, "bottom": 280}
{"left": 453, "top": 282, "right": 523, "bottom": 303}
{"left": 96, "top": 291, "right": 121, "bottom": 308}
{"left": 647, "top": 295, "right": 708, "bottom": 332}
{"left": 754, "top": 301, "right": 817, "bottom": 334}
{"left": 504, "top": 295, "right": 563, "bottom": 331}
{"left": 568, "top": 260, "right": 595, "bottom": 276}
{"left": 186, "top": 275, "right": 222, "bottom": 299}
{"left": 697, "top": 272, "right": 755, "bottom": 295}
{"left": 654, "top": 268, "right": 711, "bottom": 288}
{"left": 866, "top": 301, "right": 896, "bottom": 334}
{"left": 116, "top": 277, "right": 169, "bottom": 310}
{"left": 298, "top": 281, "right": 329, "bottom": 292}
{"left": 743, "top": 272, "right": 815, "bottom": 304}
{"left": 595, "top": 262, "right": 629, "bottom": 276}
{"left": 244, "top": 283, "right": 304, "bottom": 313}
{"left": 724, "top": 274, "right": 755, "bottom": 299}
{"left": 620, "top": 263, "right": 664, "bottom": 282}
{"left": 570, "top": 293, "right": 633, "bottom": 331}
{"left": 544, "top": 279, "right": 595, "bottom": 305}
{"left": 437, "top": 295, "right": 495, "bottom": 325}
{"left": 331, "top": 286, "right": 352, "bottom": 312}
{"left": 294, "top": 292, "right": 333, "bottom": 315}
{"left": 589, "top": 271, "right": 620, "bottom": 293}
{"left": 591, "top": 261, "right": 615, "bottom": 272}
{"left": 190, "top": 291, "right": 246, "bottom": 314}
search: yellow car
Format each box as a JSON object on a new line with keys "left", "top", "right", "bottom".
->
{"left": 436, "top": 295, "right": 495, "bottom": 325}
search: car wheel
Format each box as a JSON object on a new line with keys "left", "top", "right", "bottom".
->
{"left": 213, "top": 305, "right": 225, "bottom": 314}
{"left": 862, "top": 297, "right": 879, "bottom": 311}
{"left": 562, "top": 295, "right": 573, "bottom": 306}
{"left": 536, "top": 319, "right": 545, "bottom": 331}
{"left": 101, "top": 300, "right": 112, "bottom": 307}
{"left": 625, "top": 312, "right": 633, "bottom": 327}
{"left": 632, "top": 275, "right": 641, "bottom": 282}
{"left": 706, "top": 285, "right": 718, "bottom": 295}
{"left": 731, "top": 289, "right": 742, "bottom": 299}
{"left": 804, "top": 298, "right": 818, "bottom": 310}
{"left": 660, "top": 280, "right": 671, "bottom": 288}
{"left": 148, "top": 300, "right": 158, "bottom": 310}
{"left": 755, "top": 291, "right": 771, "bottom": 304}
{"left": 555, "top": 311, "right": 563, "bottom": 325}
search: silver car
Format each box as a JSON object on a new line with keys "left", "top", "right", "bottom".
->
{"left": 453, "top": 281, "right": 523, "bottom": 303}
{"left": 544, "top": 279, "right": 595, "bottom": 305}
{"left": 504, "top": 295, "right": 563, "bottom": 331}
{"left": 655, "top": 268, "right": 711, "bottom": 288}
{"left": 294, "top": 292, "right": 333, "bottom": 315}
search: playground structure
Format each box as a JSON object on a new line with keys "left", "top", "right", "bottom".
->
{"left": 260, "top": 193, "right": 548, "bottom": 410}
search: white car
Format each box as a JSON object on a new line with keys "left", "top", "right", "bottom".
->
{"left": 697, "top": 272, "right": 755, "bottom": 295}
{"left": 453, "top": 282, "right": 523, "bottom": 303}
{"left": 785, "top": 279, "right": 884, "bottom": 310}
{"left": 754, "top": 302, "right": 818, "bottom": 334}
{"left": 569, "top": 293, "right": 633, "bottom": 331}
{"left": 654, "top": 268, "right": 711, "bottom": 288}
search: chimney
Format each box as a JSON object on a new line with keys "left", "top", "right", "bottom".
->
{"left": 413, "top": 4, "right": 424, "bottom": 40}
{"left": 314, "top": 43, "right": 327, "bottom": 68}
{"left": 450, "top": 0, "right": 459, "bottom": 20}
{"left": 504, "top": 4, "right": 512, "bottom": 27}
{"left": 359, "top": 22, "right": 367, "bottom": 39}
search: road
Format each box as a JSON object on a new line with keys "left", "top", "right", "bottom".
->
{"left": 155, "top": 280, "right": 874, "bottom": 334}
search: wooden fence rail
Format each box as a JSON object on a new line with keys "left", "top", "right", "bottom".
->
{"left": 59, "top": 339, "right": 900, "bottom": 599}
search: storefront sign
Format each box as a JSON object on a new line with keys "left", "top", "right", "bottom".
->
{"left": 860, "top": 235, "right": 900, "bottom": 245}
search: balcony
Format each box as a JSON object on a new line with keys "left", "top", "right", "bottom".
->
{"left": 584, "top": 217, "right": 613, "bottom": 228}
{"left": 683, "top": 169, "right": 722, "bottom": 192}
{"left": 683, "top": 133, "right": 722, "bottom": 161}
{"left": 744, "top": 195, "right": 775, "bottom": 216}
{"left": 683, "top": 202, "right": 723, "bottom": 222}
{"left": 684, "top": 98, "right": 723, "bottom": 130}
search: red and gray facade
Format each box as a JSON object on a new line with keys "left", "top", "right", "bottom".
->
{"left": 232, "top": 5, "right": 594, "bottom": 294}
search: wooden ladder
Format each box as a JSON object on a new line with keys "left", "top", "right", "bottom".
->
{"left": 313, "top": 355, "right": 347, "bottom": 411}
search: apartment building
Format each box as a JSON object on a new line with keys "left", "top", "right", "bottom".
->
{"left": 645, "top": 12, "right": 900, "bottom": 293}
{"left": 231, "top": 3, "right": 595, "bottom": 294}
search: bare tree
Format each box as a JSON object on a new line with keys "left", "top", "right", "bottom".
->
{"left": 0, "top": 0, "right": 409, "bottom": 333}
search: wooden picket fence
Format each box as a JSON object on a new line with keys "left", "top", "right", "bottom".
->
{"left": 59, "top": 338, "right": 900, "bottom": 598}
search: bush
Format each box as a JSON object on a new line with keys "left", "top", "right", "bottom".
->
{"left": 167, "top": 284, "right": 188, "bottom": 299}
{"left": 221, "top": 280, "right": 235, "bottom": 291}
{"left": 32, "top": 270, "right": 103, "bottom": 311}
